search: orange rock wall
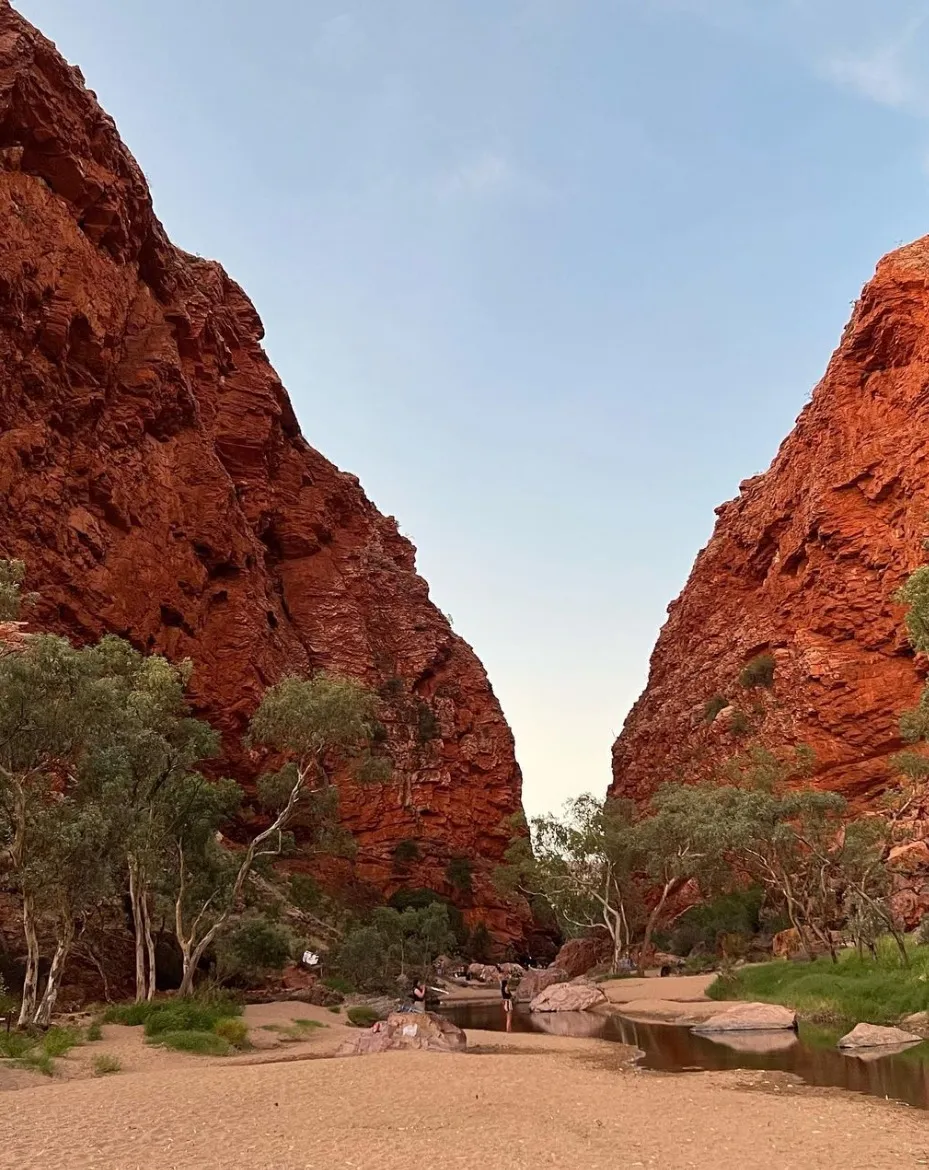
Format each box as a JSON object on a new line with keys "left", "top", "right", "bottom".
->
{"left": 0, "top": 2, "right": 525, "bottom": 938}
{"left": 611, "top": 236, "right": 929, "bottom": 810}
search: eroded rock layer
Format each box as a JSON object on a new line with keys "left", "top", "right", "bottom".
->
{"left": 0, "top": 1, "right": 525, "bottom": 938}
{"left": 611, "top": 236, "right": 929, "bottom": 812}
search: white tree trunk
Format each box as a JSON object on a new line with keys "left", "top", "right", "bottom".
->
{"left": 141, "top": 891, "right": 157, "bottom": 1001}
{"left": 32, "top": 924, "right": 73, "bottom": 1028}
{"left": 18, "top": 894, "right": 39, "bottom": 1028}
{"left": 128, "top": 860, "right": 148, "bottom": 1002}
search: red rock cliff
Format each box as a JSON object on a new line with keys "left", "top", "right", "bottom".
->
{"left": 611, "top": 236, "right": 929, "bottom": 810}
{"left": 0, "top": 1, "right": 526, "bottom": 938}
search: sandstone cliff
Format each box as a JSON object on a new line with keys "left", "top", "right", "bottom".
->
{"left": 0, "top": 1, "right": 525, "bottom": 938}
{"left": 611, "top": 236, "right": 929, "bottom": 813}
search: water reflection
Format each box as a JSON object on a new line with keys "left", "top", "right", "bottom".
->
{"left": 442, "top": 1002, "right": 929, "bottom": 1110}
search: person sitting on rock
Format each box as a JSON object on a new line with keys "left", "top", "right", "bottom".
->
{"left": 412, "top": 980, "right": 427, "bottom": 1013}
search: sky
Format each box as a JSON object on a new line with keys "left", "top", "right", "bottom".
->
{"left": 16, "top": 0, "right": 929, "bottom": 816}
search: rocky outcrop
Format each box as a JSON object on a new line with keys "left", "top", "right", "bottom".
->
{"left": 693, "top": 1003, "right": 797, "bottom": 1032}
{"left": 552, "top": 936, "right": 611, "bottom": 980}
{"left": 837, "top": 1023, "right": 921, "bottom": 1050}
{"left": 611, "top": 236, "right": 929, "bottom": 818}
{"left": 337, "top": 1012, "right": 467, "bottom": 1056}
{"left": 0, "top": 2, "right": 526, "bottom": 936}
{"left": 529, "top": 980, "right": 607, "bottom": 1013}
{"left": 516, "top": 967, "right": 568, "bottom": 1002}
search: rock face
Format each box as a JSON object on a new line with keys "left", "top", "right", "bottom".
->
{"left": 0, "top": 2, "right": 525, "bottom": 936}
{"left": 529, "top": 981, "right": 607, "bottom": 1013}
{"left": 552, "top": 936, "right": 611, "bottom": 980}
{"left": 516, "top": 966, "right": 568, "bottom": 1002}
{"left": 337, "top": 1012, "right": 467, "bottom": 1056}
{"left": 837, "top": 1023, "right": 921, "bottom": 1050}
{"left": 693, "top": 1003, "right": 797, "bottom": 1032}
{"left": 611, "top": 236, "right": 929, "bottom": 817}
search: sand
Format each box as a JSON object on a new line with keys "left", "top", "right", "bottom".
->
{"left": 2, "top": 997, "right": 928, "bottom": 1169}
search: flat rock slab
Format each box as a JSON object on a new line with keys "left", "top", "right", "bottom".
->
{"left": 337, "top": 1012, "right": 466, "bottom": 1056}
{"left": 693, "top": 1002, "right": 797, "bottom": 1033}
{"left": 837, "top": 1023, "right": 922, "bottom": 1050}
{"left": 530, "top": 983, "right": 608, "bottom": 1013}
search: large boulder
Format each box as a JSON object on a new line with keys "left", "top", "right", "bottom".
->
{"left": 552, "top": 937, "right": 610, "bottom": 980}
{"left": 467, "top": 963, "right": 501, "bottom": 983}
{"left": 516, "top": 966, "right": 568, "bottom": 1002}
{"left": 338, "top": 1012, "right": 467, "bottom": 1056}
{"left": 837, "top": 1023, "right": 922, "bottom": 1050}
{"left": 530, "top": 981, "right": 608, "bottom": 1013}
{"left": 693, "top": 1003, "right": 797, "bottom": 1033}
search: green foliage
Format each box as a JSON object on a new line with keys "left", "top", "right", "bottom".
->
{"left": 739, "top": 653, "right": 776, "bottom": 689}
{"left": 921, "top": 917, "right": 929, "bottom": 948}
{"left": 103, "top": 1000, "right": 162, "bottom": 1026}
{"left": 0, "top": 558, "right": 33, "bottom": 619}
{"left": 93, "top": 1054, "right": 121, "bottom": 1076}
{"left": 347, "top": 1005, "right": 380, "bottom": 1028}
{"left": 322, "top": 974, "right": 355, "bottom": 995}
{"left": 668, "top": 888, "right": 764, "bottom": 957}
{"left": 392, "top": 839, "right": 420, "bottom": 866}
{"left": 334, "top": 903, "right": 457, "bottom": 992}
{"left": 289, "top": 873, "right": 324, "bottom": 912}
{"left": 212, "top": 1017, "right": 250, "bottom": 1048}
{"left": 466, "top": 922, "right": 494, "bottom": 962}
{"left": 703, "top": 695, "right": 729, "bottom": 723}
{"left": 708, "top": 944, "right": 929, "bottom": 1025}
{"left": 150, "top": 1030, "right": 232, "bottom": 1056}
{"left": 415, "top": 701, "right": 440, "bottom": 744}
{"left": 445, "top": 856, "right": 474, "bottom": 894}
{"left": 897, "top": 567, "right": 929, "bottom": 654}
{"left": 86, "top": 1020, "right": 103, "bottom": 1042}
{"left": 42, "top": 1027, "right": 81, "bottom": 1057}
{"left": 215, "top": 916, "right": 295, "bottom": 985}
{"left": 389, "top": 888, "right": 466, "bottom": 942}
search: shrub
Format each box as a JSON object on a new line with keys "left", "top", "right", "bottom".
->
{"left": 93, "top": 1054, "right": 121, "bottom": 1076}
{"left": 103, "top": 1000, "right": 162, "bottom": 1027}
{"left": 416, "top": 702, "right": 440, "bottom": 744}
{"left": 392, "top": 839, "right": 420, "bottom": 866}
{"left": 150, "top": 1030, "right": 232, "bottom": 1056}
{"left": 920, "top": 916, "right": 929, "bottom": 948}
{"left": 347, "top": 1005, "right": 380, "bottom": 1028}
{"left": 327, "top": 1005, "right": 342, "bottom": 1014}
{"left": 42, "top": 1027, "right": 81, "bottom": 1057}
{"left": 703, "top": 695, "right": 729, "bottom": 723}
{"left": 445, "top": 856, "right": 474, "bottom": 894}
{"left": 739, "top": 653, "right": 776, "bottom": 690}
{"left": 215, "top": 915, "right": 295, "bottom": 985}
{"left": 289, "top": 873, "right": 324, "bottom": 912}
{"left": 142, "top": 999, "right": 242, "bottom": 1038}
{"left": 729, "top": 710, "right": 751, "bottom": 736}
{"left": 213, "top": 1018, "right": 250, "bottom": 1049}
{"left": 323, "top": 974, "right": 355, "bottom": 995}
{"left": 86, "top": 1019, "right": 103, "bottom": 1042}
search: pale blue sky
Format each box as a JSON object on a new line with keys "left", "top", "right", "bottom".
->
{"left": 18, "top": 0, "right": 929, "bottom": 813}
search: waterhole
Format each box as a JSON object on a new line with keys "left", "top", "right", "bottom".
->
{"left": 441, "top": 1001, "right": 929, "bottom": 1110}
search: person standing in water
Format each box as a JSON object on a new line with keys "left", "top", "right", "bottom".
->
{"left": 500, "top": 974, "right": 513, "bottom": 1032}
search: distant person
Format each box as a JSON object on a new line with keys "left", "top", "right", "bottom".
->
{"left": 500, "top": 974, "right": 513, "bottom": 1031}
{"left": 412, "top": 980, "right": 427, "bottom": 1013}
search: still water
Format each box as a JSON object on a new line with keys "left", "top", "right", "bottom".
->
{"left": 441, "top": 1001, "right": 929, "bottom": 1110}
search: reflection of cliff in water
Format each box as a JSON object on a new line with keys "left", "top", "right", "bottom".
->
{"left": 441, "top": 1003, "right": 929, "bottom": 1110}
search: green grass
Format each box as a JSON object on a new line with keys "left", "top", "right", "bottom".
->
{"left": 0, "top": 1027, "right": 81, "bottom": 1077}
{"left": 148, "top": 1030, "right": 232, "bottom": 1056}
{"left": 104, "top": 997, "right": 243, "bottom": 1037}
{"left": 709, "top": 942, "right": 929, "bottom": 1026}
{"left": 293, "top": 1017, "right": 326, "bottom": 1030}
{"left": 86, "top": 1019, "right": 103, "bottom": 1042}
{"left": 262, "top": 1018, "right": 327, "bottom": 1041}
{"left": 346, "top": 1006, "right": 380, "bottom": 1028}
{"left": 322, "top": 975, "right": 355, "bottom": 995}
{"left": 327, "top": 1005, "right": 342, "bottom": 1015}
{"left": 92, "top": 1054, "right": 121, "bottom": 1076}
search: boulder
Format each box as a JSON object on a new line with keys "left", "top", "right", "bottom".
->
{"left": 467, "top": 963, "right": 501, "bottom": 983}
{"left": 338, "top": 1012, "right": 467, "bottom": 1056}
{"left": 516, "top": 966, "right": 568, "bottom": 1002}
{"left": 530, "top": 981, "right": 608, "bottom": 1013}
{"left": 837, "top": 1023, "right": 922, "bottom": 1050}
{"left": 552, "top": 936, "right": 610, "bottom": 979}
{"left": 693, "top": 1003, "right": 798, "bottom": 1033}
{"left": 901, "top": 1011, "right": 929, "bottom": 1037}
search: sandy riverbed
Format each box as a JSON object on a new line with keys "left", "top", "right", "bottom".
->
{"left": 2, "top": 994, "right": 928, "bottom": 1168}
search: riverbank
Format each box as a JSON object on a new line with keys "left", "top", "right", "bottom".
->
{"left": 2, "top": 1002, "right": 926, "bottom": 1169}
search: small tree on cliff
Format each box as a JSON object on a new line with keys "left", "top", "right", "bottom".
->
{"left": 497, "top": 795, "right": 641, "bottom": 973}
{"left": 169, "top": 672, "right": 387, "bottom": 996}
